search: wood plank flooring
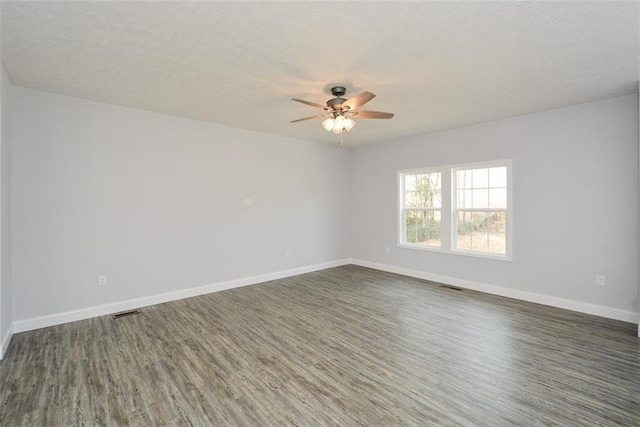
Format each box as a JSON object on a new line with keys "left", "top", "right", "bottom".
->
{"left": 0, "top": 265, "right": 638, "bottom": 426}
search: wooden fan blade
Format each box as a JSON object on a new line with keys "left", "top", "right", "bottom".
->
{"left": 351, "top": 110, "right": 394, "bottom": 119}
{"left": 343, "top": 91, "right": 375, "bottom": 110}
{"left": 292, "top": 98, "right": 326, "bottom": 109}
{"left": 290, "top": 114, "right": 327, "bottom": 123}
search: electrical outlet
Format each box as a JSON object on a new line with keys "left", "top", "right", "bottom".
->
{"left": 244, "top": 198, "right": 252, "bottom": 207}
{"left": 596, "top": 275, "right": 605, "bottom": 286}
{"left": 284, "top": 250, "right": 290, "bottom": 258}
{"left": 98, "top": 275, "right": 107, "bottom": 286}
{"left": 385, "top": 247, "right": 391, "bottom": 254}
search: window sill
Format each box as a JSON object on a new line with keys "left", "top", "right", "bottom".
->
{"left": 398, "top": 244, "right": 512, "bottom": 262}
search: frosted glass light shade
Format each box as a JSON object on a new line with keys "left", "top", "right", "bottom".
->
{"left": 344, "top": 117, "right": 355, "bottom": 131}
{"left": 322, "top": 115, "right": 356, "bottom": 134}
{"left": 322, "top": 118, "right": 335, "bottom": 131}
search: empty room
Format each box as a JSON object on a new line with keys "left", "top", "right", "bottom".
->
{"left": 0, "top": 1, "right": 639, "bottom": 425}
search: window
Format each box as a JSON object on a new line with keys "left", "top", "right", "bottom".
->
{"left": 399, "top": 171, "right": 442, "bottom": 248}
{"left": 398, "top": 160, "right": 511, "bottom": 260}
{"left": 453, "top": 164, "right": 509, "bottom": 256}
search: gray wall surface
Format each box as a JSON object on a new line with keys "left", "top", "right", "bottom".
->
{"left": 8, "top": 87, "right": 640, "bottom": 328}
{"left": 350, "top": 94, "right": 639, "bottom": 314}
{"left": 0, "top": 64, "right": 13, "bottom": 348}
{"left": 11, "top": 87, "right": 350, "bottom": 321}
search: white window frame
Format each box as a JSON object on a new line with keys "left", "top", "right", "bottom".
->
{"left": 451, "top": 160, "right": 512, "bottom": 261}
{"left": 398, "top": 168, "right": 444, "bottom": 252}
{"left": 397, "top": 160, "right": 512, "bottom": 261}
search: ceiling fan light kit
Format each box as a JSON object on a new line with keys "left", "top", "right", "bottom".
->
{"left": 291, "top": 85, "right": 394, "bottom": 145}
{"left": 322, "top": 115, "right": 355, "bottom": 134}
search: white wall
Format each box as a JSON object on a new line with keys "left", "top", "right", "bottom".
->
{"left": 350, "top": 95, "right": 639, "bottom": 320}
{"left": 0, "top": 65, "right": 13, "bottom": 356}
{"left": 11, "top": 88, "right": 350, "bottom": 324}
{"left": 8, "top": 88, "right": 639, "bottom": 336}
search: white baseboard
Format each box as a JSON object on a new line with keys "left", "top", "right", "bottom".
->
{"left": 0, "top": 323, "right": 14, "bottom": 360}
{"left": 10, "top": 258, "right": 639, "bottom": 337}
{"left": 13, "top": 259, "right": 351, "bottom": 334}
{"left": 349, "top": 258, "right": 640, "bottom": 324}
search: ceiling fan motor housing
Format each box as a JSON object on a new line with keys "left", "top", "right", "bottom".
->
{"left": 330, "top": 86, "right": 347, "bottom": 97}
{"left": 327, "top": 86, "right": 348, "bottom": 110}
{"left": 327, "top": 97, "right": 347, "bottom": 109}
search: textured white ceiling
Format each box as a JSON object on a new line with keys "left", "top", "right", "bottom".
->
{"left": 2, "top": 1, "right": 638, "bottom": 147}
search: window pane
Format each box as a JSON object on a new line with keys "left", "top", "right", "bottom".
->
{"left": 472, "top": 168, "right": 489, "bottom": 188}
{"left": 457, "top": 170, "right": 472, "bottom": 189}
{"left": 487, "top": 211, "right": 506, "bottom": 233}
{"left": 456, "top": 210, "right": 506, "bottom": 254}
{"left": 472, "top": 212, "right": 489, "bottom": 232}
{"left": 404, "top": 174, "right": 416, "bottom": 191}
{"left": 404, "top": 172, "right": 441, "bottom": 208}
{"left": 425, "top": 210, "right": 442, "bottom": 247}
{"left": 405, "top": 191, "right": 421, "bottom": 208}
{"left": 416, "top": 210, "right": 441, "bottom": 246}
{"left": 489, "top": 188, "right": 507, "bottom": 208}
{"left": 425, "top": 173, "right": 442, "bottom": 208}
{"left": 405, "top": 227, "right": 415, "bottom": 244}
{"left": 457, "top": 189, "right": 472, "bottom": 209}
{"left": 471, "top": 231, "right": 489, "bottom": 252}
{"left": 457, "top": 234, "right": 472, "bottom": 250}
{"left": 406, "top": 209, "right": 441, "bottom": 247}
{"left": 472, "top": 189, "right": 489, "bottom": 209}
{"left": 405, "top": 210, "right": 417, "bottom": 243}
{"left": 456, "top": 167, "right": 506, "bottom": 209}
{"left": 488, "top": 233, "right": 506, "bottom": 254}
{"left": 457, "top": 211, "right": 473, "bottom": 250}
{"left": 489, "top": 167, "right": 507, "bottom": 188}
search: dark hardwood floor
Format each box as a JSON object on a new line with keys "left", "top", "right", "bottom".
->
{"left": 1, "top": 265, "right": 638, "bottom": 426}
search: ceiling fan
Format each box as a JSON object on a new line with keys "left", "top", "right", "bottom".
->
{"left": 290, "top": 86, "right": 394, "bottom": 145}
